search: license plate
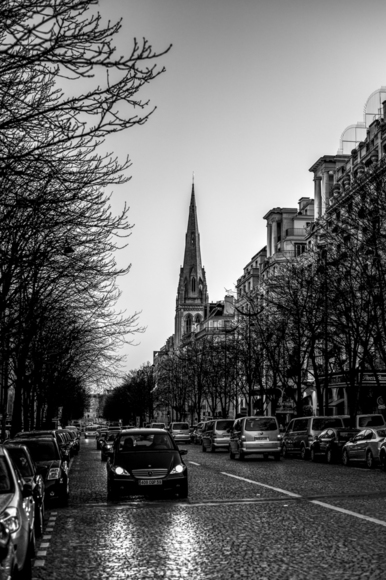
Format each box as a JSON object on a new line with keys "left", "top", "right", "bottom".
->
{"left": 254, "top": 437, "right": 269, "bottom": 441}
{"left": 139, "top": 480, "right": 162, "bottom": 486}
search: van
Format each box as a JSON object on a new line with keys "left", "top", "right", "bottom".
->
{"left": 229, "top": 416, "right": 281, "bottom": 461}
{"left": 282, "top": 416, "right": 345, "bottom": 460}
{"left": 168, "top": 422, "right": 190, "bottom": 444}
{"left": 202, "top": 419, "right": 234, "bottom": 453}
{"left": 339, "top": 414, "right": 386, "bottom": 429}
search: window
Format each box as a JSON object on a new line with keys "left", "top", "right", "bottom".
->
{"left": 295, "top": 244, "right": 306, "bottom": 257}
{"left": 185, "top": 314, "right": 192, "bottom": 334}
{"left": 191, "top": 277, "right": 196, "bottom": 292}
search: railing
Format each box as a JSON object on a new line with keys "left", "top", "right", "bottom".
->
{"left": 285, "top": 228, "right": 307, "bottom": 238}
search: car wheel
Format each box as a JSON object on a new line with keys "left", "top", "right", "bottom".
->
{"left": 380, "top": 452, "right": 386, "bottom": 472}
{"left": 178, "top": 480, "right": 188, "bottom": 499}
{"left": 202, "top": 444, "right": 206, "bottom": 453}
{"left": 274, "top": 453, "right": 280, "bottom": 461}
{"left": 366, "top": 450, "right": 375, "bottom": 469}
{"left": 300, "top": 445, "right": 308, "bottom": 460}
{"left": 310, "top": 448, "right": 317, "bottom": 462}
{"left": 34, "top": 503, "right": 44, "bottom": 538}
{"left": 210, "top": 443, "right": 216, "bottom": 453}
{"left": 342, "top": 450, "right": 350, "bottom": 466}
{"left": 282, "top": 444, "right": 288, "bottom": 458}
{"left": 229, "top": 448, "right": 235, "bottom": 460}
{"left": 239, "top": 451, "right": 246, "bottom": 461}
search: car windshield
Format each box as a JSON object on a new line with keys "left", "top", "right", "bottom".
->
{"left": 19, "top": 440, "right": 60, "bottom": 462}
{"left": 6, "top": 448, "right": 33, "bottom": 477}
{"left": 152, "top": 424, "right": 164, "bottom": 428}
{"left": 245, "top": 418, "right": 277, "bottom": 431}
{"left": 172, "top": 423, "right": 189, "bottom": 430}
{"left": 312, "top": 418, "right": 343, "bottom": 431}
{"left": 0, "top": 458, "right": 12, "bottom": 493}
{"left": 216, "top": 420, "right": 234, "bottom": 431}
{"left": 118, "top": 433, "right": 174, "bottom": 452}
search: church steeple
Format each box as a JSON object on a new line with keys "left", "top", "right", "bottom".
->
{"left": 175, "top": 182, "right": 208, "bottom": 347}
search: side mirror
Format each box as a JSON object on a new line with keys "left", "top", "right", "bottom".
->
{"left": 179, "top": 449, "right": 188, "bottom": 456}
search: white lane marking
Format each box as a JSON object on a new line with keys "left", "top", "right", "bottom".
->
{"left": 189, "top": 461, "right": 201, "bottom": 466}
{"left": 221, "top": 472, "right": 301, "bottom": 498}
{"left": 311, "top": 500, "right": 386, "bottom": 527}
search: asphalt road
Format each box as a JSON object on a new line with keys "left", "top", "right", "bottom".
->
{"left": 32, "top": 438, "right": 386, "bottom": 580}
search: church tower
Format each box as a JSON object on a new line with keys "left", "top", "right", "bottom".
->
{"left": 175, "top": 182, "right": 208, "bottom": 347}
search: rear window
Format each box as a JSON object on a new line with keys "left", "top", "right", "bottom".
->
{"left": 337, "top": 430, "right": 357, "bottom": 442}
{"left": 312, "top": 418, "right": 343, "bottom": 431}
{"left": 118, "top": 433, "right": 174, "bottom": 452}
{"left": 215, "top": 420, "right": 234, "bottom": 431}
{"left": 245, "top": 418, "right": 278, "bottom": 431}
{"left": 172, "top": 423, "right": 189, "bottom": 430}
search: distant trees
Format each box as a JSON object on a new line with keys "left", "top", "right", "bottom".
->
{"left": 0, "top": 0, "right": 170, "bottom": 434}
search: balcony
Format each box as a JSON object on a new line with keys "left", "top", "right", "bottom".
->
{"left": 285, "top": 228, "right": 307, "bottom": 238}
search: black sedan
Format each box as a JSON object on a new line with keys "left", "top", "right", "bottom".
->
{"left": 310, "top": 427, "right": 360, "bottom": 463}
{"left": 8, "top": 437, "right": 69, "bottom": 506}
{"left": 5, "top": 443, "right": 46, "bottom": 537}
{"left": 106, "top": 429, "right": 188, "bottom": 499}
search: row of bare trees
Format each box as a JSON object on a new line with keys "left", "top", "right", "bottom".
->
{"left": 0, "top": 0, "right": 170, "bottom": 435}
{"left": 151, "top": 163, "right": 386, "bottom": 426}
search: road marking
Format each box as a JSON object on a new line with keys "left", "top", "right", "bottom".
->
{"left": 189, "top": 461, "right": 201, "bottom": 466}
{"left": 311, "top": 500, "right": 386, "bottom": 527}
{"left": 221, "top": 472, "right": 301, "bottom": 498}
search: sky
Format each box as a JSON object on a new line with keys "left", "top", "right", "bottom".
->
{"left": 92, "top": 0, "right": 386, "bottom": 383}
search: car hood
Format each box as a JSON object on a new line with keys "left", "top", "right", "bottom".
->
{"left": 113, "top": 451, "right": 181, "bottom": 471}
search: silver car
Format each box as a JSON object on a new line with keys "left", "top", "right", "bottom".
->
{"left": 342, "top": 428, "right": 386, "bottom": 468}
{"left": 229, "top": 416, "right": 281, "bottom": 460}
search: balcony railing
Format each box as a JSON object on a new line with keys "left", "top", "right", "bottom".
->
{"left": 285, "top": 228, "right": 307, "bottom": 238}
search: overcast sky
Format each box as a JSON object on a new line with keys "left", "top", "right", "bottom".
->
{"left": 94, "top": 0, "right": 386, "bottom": 381}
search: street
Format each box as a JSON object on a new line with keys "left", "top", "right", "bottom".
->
{"left": 32, "top": 439, "right": 386, "bottom": 580}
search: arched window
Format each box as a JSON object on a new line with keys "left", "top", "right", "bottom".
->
{"left": 191, "top": 277, "right": 196, "bottom": 292}
{"left": 185, "top": 314, "right": 192, "bottom": 335}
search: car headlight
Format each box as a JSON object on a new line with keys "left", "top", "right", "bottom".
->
{"left": 111, "top": 466, "right": 129, "bottom": 475}
{"left": 170, "top": 464, "right": 185, "bottom": 474}
{"left": 1, "top": 508, "right": 20, "bottom": 533}
{"left": 47, "top": 468, "right": 61, "bottom": 480}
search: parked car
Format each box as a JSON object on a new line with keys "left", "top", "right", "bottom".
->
{"left": 192, "top": 422, "right": 206, "bottom": 444}
{"left": 61, "top": 429, "right": 79, "bottom": 456}
{"left": 0, "top": 445, "right": 36, "bottom": 579}
{"left": 5, "top": 442, "right": 46, "bottom": 537}
{"left": 282, "top": 416, "right": 346, "bottom": 460}
{"left": 229, "top": 416, "right": 281, "bottom": 461}
{"left": 9, "top": 437, "right": 70, "bottom": 505}
{"left": 101, "top": 433, "right": 118, "bottom": 461}
{"left": 150, "top": 423, "right": 166, "bottom": 429}
{"left": 342, "top": 427, "right": 386, "bottom": 468}
{"left": 96, "top": 429, "right": 108, "bottom": 450}
{"left": 106, "top": 429, "right": 188, "bottom": 499}
{"left": 202, "top": 419, "right": 234, "bottom": 453}
{"left": 378, "top": 439, "right": 386, "bottom": 471}
{"left": 168, "top": 422, "right": 190, "bottom": 445}
{"left": 339, "top": 414, "right": 386, "bottom": 429}
{"left": 15, "top": 429, "right": 72, "bottom": 464}
{"left": 310, "top": 428, "right": 360, "bottom": 463}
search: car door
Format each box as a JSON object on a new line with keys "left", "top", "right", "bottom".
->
{"left": 349, "top": 431, "right": 366, "bottom": 461}
{"left": 360, "top": 429, "right": 374, "bottom": 461}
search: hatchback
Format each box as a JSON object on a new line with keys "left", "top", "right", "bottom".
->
{"left": 202, "top": 419, "right": 234, "bottom": 453}
{"left": 342, "top": 428, "right": 386, "bottom": 468}
{"left": 0, "top": 445, "right": 36, "bottom": 579}
{"left": 229, "top": 416, "right": 281, "bottom": 460}
{"left": 5, "top": 443, "right": 46, "bottom": 537}
{"left": 282, "top": 416, "right": 345, "bottom": 460}
{"left": 168, "top": 422, "right": 190, "bottom": 444}
{"left": 310, "top": 428, "right": 359, "bottom": 463}
{"left": 106, "top": 429, "right": 188, "bottom": 499}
